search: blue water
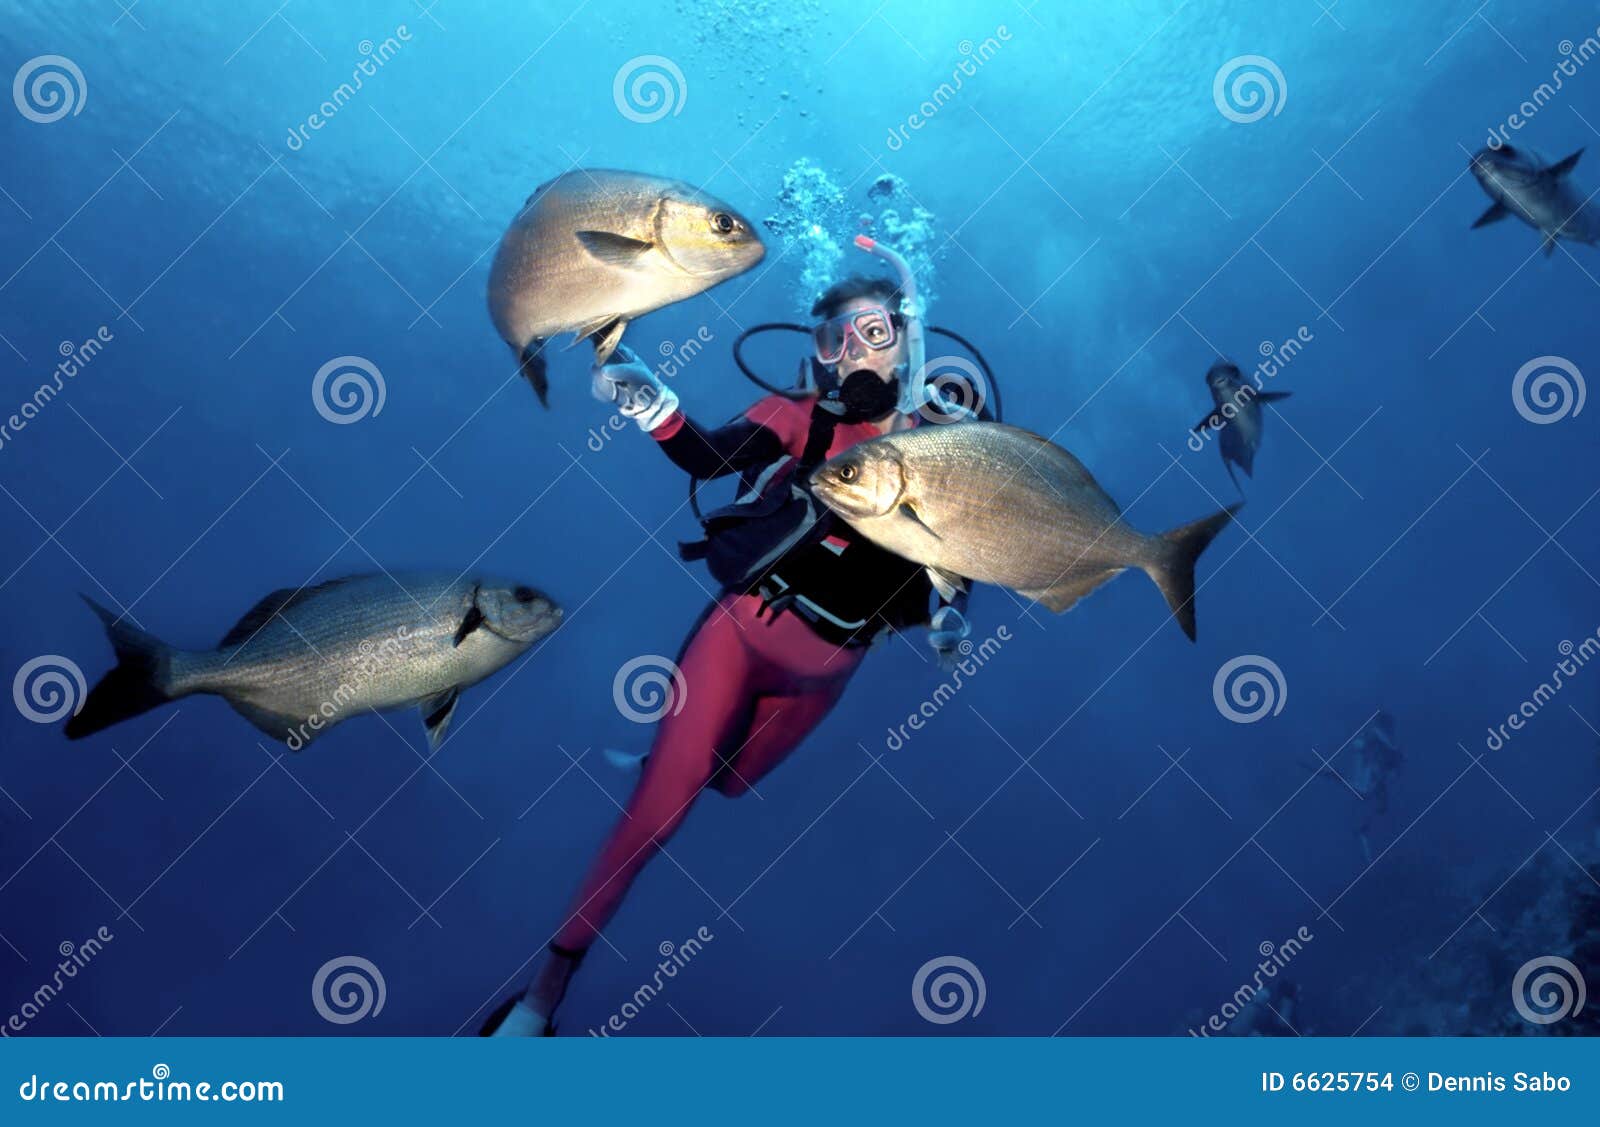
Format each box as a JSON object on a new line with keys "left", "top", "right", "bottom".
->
{"left": 1, "top": 1, "right": 1597, "bottom": 1037}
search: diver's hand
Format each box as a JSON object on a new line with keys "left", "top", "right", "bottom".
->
{"left": 591, "top": 344, "right": 679, "bottom": 432}
{"left": 928, "top": 605, "right": 971, "bottom": 669}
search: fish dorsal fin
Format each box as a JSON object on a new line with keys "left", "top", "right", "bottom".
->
{"left": 574, "top": 230, "right": 654, "bottom": 268}
{"left": 1547, "top": 149, "right": 1584, "bottom": 179}
{"left": 999, "top": 425, "right": 1121, "bottom": 516}
{"left": 419, "top": 687, "right": 460, "bottom": 752}
{"left": 218, "top": 576, "right": 364, "bottom": 648}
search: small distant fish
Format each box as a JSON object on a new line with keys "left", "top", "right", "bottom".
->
{"left": 1192, "top": 358, "right": 1291, "bottom": 492}
{"left": 487, "top": 169, "right": 765, "bottom": 406}
{"left": 1469, "top": 144, "right": 1598, "bottom": 256}
{"left": 810, "top": 422, "right": 1239, "bottom": 641}
{"left": 64, "top": 572, "right": 562, "bottom": 751}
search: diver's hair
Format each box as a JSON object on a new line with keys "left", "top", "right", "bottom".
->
{"left": 811, "top": 275, "right": 904, "bottom": 321}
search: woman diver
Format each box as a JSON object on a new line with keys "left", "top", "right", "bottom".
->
{"left": 482, "top": 245, "right": 979, "bottom": 1036}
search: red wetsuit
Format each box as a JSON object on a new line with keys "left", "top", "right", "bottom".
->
{"left": 552, "top": 394, "right": 932, "bottom": 951}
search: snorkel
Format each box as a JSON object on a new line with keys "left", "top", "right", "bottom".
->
{"left": 852, "top": 234, "right": 926, "bottom": 416}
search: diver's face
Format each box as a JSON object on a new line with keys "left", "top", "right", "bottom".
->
{"left": 831, "top": 296, "right": 906, "bottom": 381}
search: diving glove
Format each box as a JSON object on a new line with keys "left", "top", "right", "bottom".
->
{"left": 592, "top": 344, "right": 679, "bottom": 432}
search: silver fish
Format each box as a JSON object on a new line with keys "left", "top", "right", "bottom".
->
{"left": 1469, "top": 144, "right": 1598, "bottom": 256}
{"left": 1192, "top": 358, "right": 1291, "bottom": 492}
{"left": 809, "top": 423, "right": 1238, "bottom": 640}
{"left": 487, "top": 168, "right": 765, "bottom": 406}
{"left": 64, "top": 572, "right": 562, "bottom": 750}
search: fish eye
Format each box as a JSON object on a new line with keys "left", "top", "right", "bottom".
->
{"left": 513, "top": 586, "right": 537, "bottom": 604}
{"left": 712, "top": 212, "right": 737, "bottom": 235}
{"left": 838, "top": 463, "right": 859, "bottom": 483}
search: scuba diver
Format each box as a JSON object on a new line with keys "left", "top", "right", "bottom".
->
{"left": 482, "top": 239, "right": 989, "bottom": 1036}
{"left": 1308, "top": 710, "right": 1402, "bottom": 863}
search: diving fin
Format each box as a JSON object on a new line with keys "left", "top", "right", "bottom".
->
{"left": 574, "top": 230, "right": 654, "bottom": 268}
{"left": 516, "top": 339, "right": 549, "bottom": 407}
{"left": 1547, "top": 149, "right": 1583, "bottom": 179}
{"left": 419, "top": 687, "right": 460, "bottom": 752}
{"left": 1471, "top": 200, "right": 1511, "bottom": 229}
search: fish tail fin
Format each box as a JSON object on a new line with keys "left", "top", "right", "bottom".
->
{"left": 517, "top": 339, "right": 549, "bottom": 407}
{"left": 1145, "top": 503, "right": 1242, "bottom": 642}
{"left": 64, "top": 597, "right": 175, "bottom": 739}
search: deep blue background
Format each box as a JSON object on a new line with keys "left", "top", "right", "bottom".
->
{"left": 0, "top": 0, "right": 1596, "bottom": 1036}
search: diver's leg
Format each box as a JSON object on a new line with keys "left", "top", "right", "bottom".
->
{"left": 488, "top": 599, "right": 755, "bottom": 1034}
{"left": 712, "top": 674, "right": 855, "bottom": 796}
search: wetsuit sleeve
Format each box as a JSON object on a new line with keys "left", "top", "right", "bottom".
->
{"left": 651, "top": 410, "right": 786, "bottom": 479}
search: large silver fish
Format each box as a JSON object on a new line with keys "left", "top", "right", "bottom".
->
{"left": 1469, "top": 144, "right": 1598, "bottom": 256}
{"left": 1193, "top": 358, "right": 1291, "bottom": 492}
{"left": 64, "top": 572, "right": 561, "bottom": 750}
{"left": 809, "top": 423, "right": 1238, "bottom": 641}
{"left": 487, "top": 168, "right": 765, "bottom": 407}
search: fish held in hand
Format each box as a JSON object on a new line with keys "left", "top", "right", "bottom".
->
{"left": 64, "top": 572, "right": 562, "bottom": 750}
{"left": 488, "top": 168, "right": 765, "bottom": 406}
{"left": 809, "top": 422, "right": 1239, "bottom": 641}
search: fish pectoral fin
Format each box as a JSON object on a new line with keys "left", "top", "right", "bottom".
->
{"left": 591, "top": 319, "right": 628, "bottom": 365}
{"left": 1547, "top": 148, "right": 1584, "bottom": 179}
{"left": 453, "top": 605, "right": 486, "bottom": 647}
{"left": 1018, "top": 569, "right": 1125, "bottom": 614}
{"left": 227, "top": 698, "right": 309, "bottom": 747}
{"left": 1471, "top": 200, "right": 1511, "bottom": 229}
{"left": 574, "top": 230, "right": 656, "bottom": 268}
{"left": 1192, "top": 409, "right": 1225, "bottom": 434}
{"left": 518, "top": 339, "right": 550, "bottom": 408}
{"left": 926, "top": 566, "right": 966, "bottom": 602}
{"left": 419, "top": 688, "right": 460, "bottom": 752}
{"left": 898, "top": 502, "right": 941, "bottom": 540}
{"left": 1255, "top": 390, "right": 1292, "bottom": 403}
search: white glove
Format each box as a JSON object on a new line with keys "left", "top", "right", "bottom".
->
{"left": 928, "top": 605, "right": 971, "bottom": 668}
{"left": 591, "top": 344, "right": 679, "bottom": 432}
